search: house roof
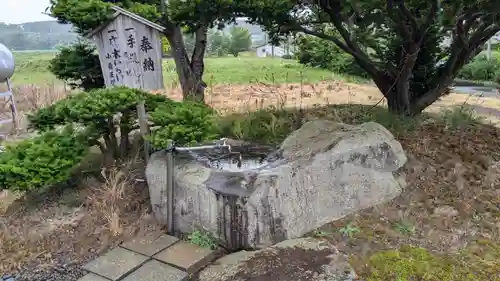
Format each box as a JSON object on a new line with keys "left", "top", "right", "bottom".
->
{"left": 255, "top": 43, "right": 276, "bottom": 48}
{"left": 255, "top": 44, "right": 286, "bottom": 51}
{"left": 84, "top": 6, "right": 165, "bottom": 39}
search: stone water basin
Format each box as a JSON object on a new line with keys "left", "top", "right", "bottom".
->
{"left": 147, "top": 121, "right": 407, "bottom": 251}
{"left": 146, "top": 142, "right": 280, "bottom": 250}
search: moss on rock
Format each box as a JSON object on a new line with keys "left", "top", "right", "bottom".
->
{"left": 357, "top": 240, "right": 500, "bottom": 281}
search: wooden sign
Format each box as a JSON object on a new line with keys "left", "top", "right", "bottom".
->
{"left": 86, "top": 7, "right": 167, "bottom": 160}
{"left": 86, "top": 6, "right": 164, "bottom": 90}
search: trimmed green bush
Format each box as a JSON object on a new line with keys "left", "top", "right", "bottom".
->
{"left": 49, "top": 41, "right": 105, "bottom": 91}
{"left": 28, "top": 87, "right": 171, "bottom": 160}
{"left": 218, "top": 107, "right": 302, "bottom": 146}
{"left": 0, "top": 126, "right": 90, "bottom": 192}
{"left": 148, "top": 101, "right": 219, "bottom": 148}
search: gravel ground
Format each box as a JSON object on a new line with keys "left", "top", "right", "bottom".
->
{"left": 7, "top": 253, "right": 99, "bottom": 281}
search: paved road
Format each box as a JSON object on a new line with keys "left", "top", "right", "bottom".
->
{"left": 452, "top": 85, "right": 499, "bottom": 98}
{"left": 451, "top": 85, "right": 500, "bottom": 118}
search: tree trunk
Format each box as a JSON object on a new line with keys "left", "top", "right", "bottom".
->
{"left": 119, "top": 111, "right": 132, "bottom": 157}
{"left": 165, "top": 26, "right": 206, "bottom": 102}
{"left": 191, "top": 26, "right": 208, "bottom": 86}
{"left": 386, "top": 88, "right": 411, "bottom": 115}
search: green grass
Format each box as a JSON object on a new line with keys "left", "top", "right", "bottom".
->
{"left": 9, "top": 49, "right": 500, "bottom": 86}
{"left": 163, "top": 57, "right": 361, "bottom": 85}
{"left": 11, "top": 51, "right": 59, "bottom": 85}
{"left": 9, "top": 51, "right": 360, "bottom": 86}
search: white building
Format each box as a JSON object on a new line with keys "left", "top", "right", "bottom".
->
{"left": 255, "top": 44, "right": 293, "bottom": 58}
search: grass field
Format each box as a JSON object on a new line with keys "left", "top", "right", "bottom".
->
{"left": 10, "top": 51, "right": 364, "bottom": 86}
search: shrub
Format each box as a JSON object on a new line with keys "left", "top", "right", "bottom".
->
{"left": 28, "top": 87, "right": 171, "bottom": 161}
{"left": 49, "top": 41, "right": 105, "bottom": 91}
{"left": 0, "top": 126, "right": 90, "bottom": 192}
{"left": 294, "top": 34, "right": 368, "bottom": 78}
{"left": 281, "top": 54, "right": 293, "bottom": 60}
{"left": 457, "top": 55, "right": 500, "bottom": 82}
{"left": 440, "top": 106, "right": 483, "bottom": 130}
{"left": 148, "top": 101, "right": 219, "bottom": 148}
{"left": 218, "top": 107, "right": 303, "bottom": 146}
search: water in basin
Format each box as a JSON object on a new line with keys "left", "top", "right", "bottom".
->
{"left": 209, "top": 156, "right": 269, "bottom": 172}
{"left": 184, "top": 143, "right": 275, "bottom": 172}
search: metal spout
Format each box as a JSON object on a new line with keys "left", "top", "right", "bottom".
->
{"left": 174, "top": 138, "right": 232, "bottom": 152}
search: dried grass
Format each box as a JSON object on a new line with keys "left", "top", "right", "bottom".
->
{"left": 0, "top": 153, "right": 159, "bottom": 275}
{"left": 85, "top": 154, "right": 141, "bottom": 236}
{"left": 0, "top": 84, "right": 69, "bottom": 136}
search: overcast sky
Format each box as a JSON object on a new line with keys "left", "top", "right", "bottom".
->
{"left": 1, "top": 0, "right": 52, "bottom": 24}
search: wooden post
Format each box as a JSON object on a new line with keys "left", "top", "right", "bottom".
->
{"left": 165, "top": 140, "right": 175, "bottom": 234}
{"left": 137, "top": 100, "right": 150, "bottom": 161}
{"left": 486, "top": 39, "right": 492, "bottom": 61}
{"left": 6, "top": 79, "right": 17, "bottom": 132}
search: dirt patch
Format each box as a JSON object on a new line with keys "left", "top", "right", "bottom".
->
{"left": 314, "top": 122, "right": 500, "bottom": 278}
{"left": 3, "top": 81, "right": 500, "bottom": 135}
{"left": 230, "top": 247, "right": 333, "bottom": 281}
{"left": 0, "top": 158, "right": 162, "bottom": 281}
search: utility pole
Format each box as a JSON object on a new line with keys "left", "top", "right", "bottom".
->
{"left": 486, "top": 39, "right": 492, "bottom": 61}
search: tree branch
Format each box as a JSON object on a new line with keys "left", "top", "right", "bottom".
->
{"left": 419, "top": 0, "right": 439, "bottom": 42}
{"left": 313, "top": 1, "right": 389, "bottom": 81}
{"left": 413, "top": 23, "right": 500, "bottom": 115}
{"left": 387, "top": 8, "right": 412, "bottom": 42}
{"left": 396, "top": 1, "right": 418, "bottom": 36}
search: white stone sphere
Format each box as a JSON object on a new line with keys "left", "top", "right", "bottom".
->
{"left": 0, "top": 43, "right": 15, "bottom": 82}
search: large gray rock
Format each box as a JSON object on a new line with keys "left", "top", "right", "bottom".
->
{"left": 146, "top": 120, "right": 407, "bottom": 249}
{"left": 195, "top": 237, "right": 356, "bottom": 281}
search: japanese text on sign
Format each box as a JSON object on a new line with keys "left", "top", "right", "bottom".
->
{"left": 106, "top": 29, "right": 124, "bottom": 85}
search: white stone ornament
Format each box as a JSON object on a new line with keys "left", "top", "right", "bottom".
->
{"left": 0, "top": 43, "right": 15, "bottom": 82}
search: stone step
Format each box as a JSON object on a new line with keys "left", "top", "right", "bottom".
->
{"left": 153, "top": 241, "right": 219, "bottom": 274}
{"left": 120, "top": 260, "right": 187, "bottom": 281}
{"left": 78, "top": 233, "right": 220, "bottom": 281}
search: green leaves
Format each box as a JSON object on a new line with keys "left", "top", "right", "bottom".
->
{"left": 168, "top": 0, "right": 236, "bottom": 30}
{"left": 49, "top": 0, "right": 241, "bottom": 36}
{"left": 49, "top": 41, "right": 104, "bottom": 91}
{"left": 294, "top": 34, "right": 368, "bottom": 78}
{"left": 148, "top": 101, "right": 219, "bottom": 147}
{"left": 28, "top": 87, "right": 172, "bottom": 159}
{"left": 227, "top": 26, "right": 252, "bottom": 57}
{"left": 458, "top": 55, "right": 500, "bottom": 82}
{"left": 29, "top": 87, "right": 165, "bottom": 132}
{"left": 208, "top": 30, "right": 231, "bottom": 57}
{"left": 49, "top": 0, "right": 114, "bottom": 34}
{"left": 0, "top": 126, "right": 90, "bottom": 192}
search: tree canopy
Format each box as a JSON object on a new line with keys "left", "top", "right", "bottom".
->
{"left": 48, "top": 0, "right": 500, "bottom": 114}
{"left": 235, "top": 0, "right": 500, "bottom": 115}
{"left": 0, "top": 21, "right": 77, "bottom": 50}
{"left": 228, "top": 26, "right": 252, "bottom": 56}
{"left": 48, "top": 0, "right": 240, "bottom": 101}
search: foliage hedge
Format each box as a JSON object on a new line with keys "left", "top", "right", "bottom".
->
{"left": 457, "top": 55, "right": 500, "bottom": 83}
{"left": 294, "top": 34, "right": 368, "bottom": 78}
{"left": 148, "top": 101, "right": 219, "bottom": 148}
{"left": 6, "top": 86, "right": 219, "bottom": 192}
{"left": 28, "top": 87, "right": 172, "bottom": 161}
{"left": 49, "top": 41, "right": 105, "bottom": 91}
{"left": 0, "top": 126, "right": 90, "bottom": 192}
